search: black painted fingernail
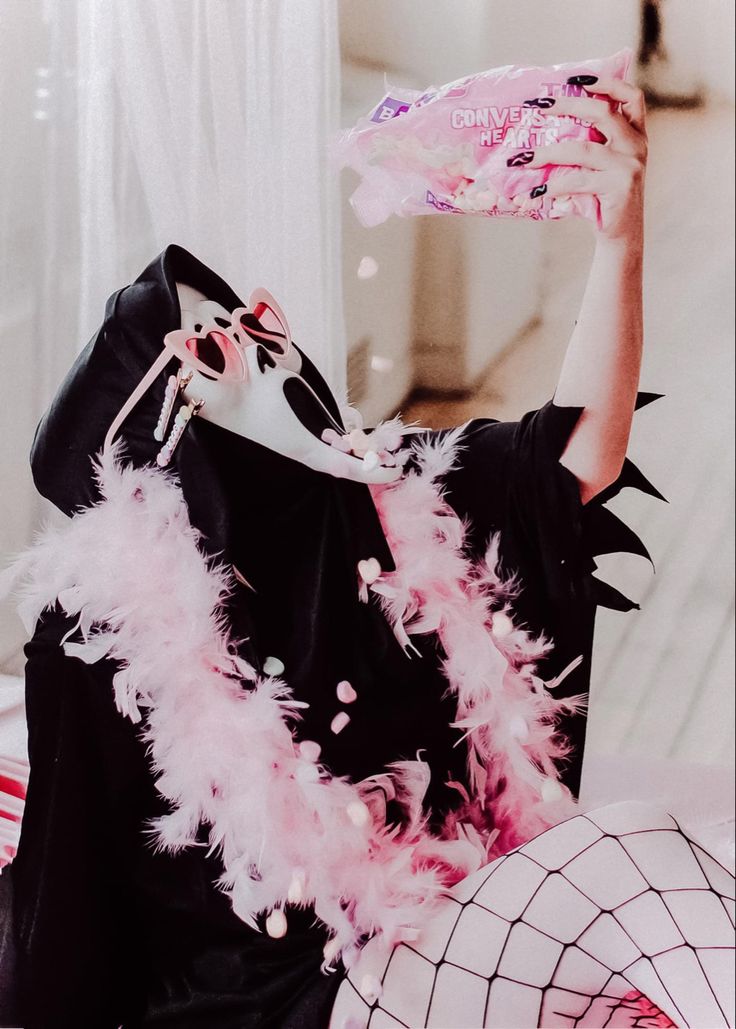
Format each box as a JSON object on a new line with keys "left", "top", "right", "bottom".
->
{"left": 506, "top": 150, "right": 535, "bottom": 167}
{"left": 530, "top": 183, "right": 547, "bottom": 198}
{"left": 522, "top": 96, "right": 556, "bottom": 109}
{"left": 567, "top": 74, "right": 598, "bottom": 86}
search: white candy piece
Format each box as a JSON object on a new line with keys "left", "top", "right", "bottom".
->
{"left": 340, "top": 405, "right": 364, "bottom": 431}
{"left": 323, "top": 937, "right": 341, "bottom": 963}
{"left": 357, "top": 256, "right": 379, "bottom": 280}
{"left": 370, "top": 354, "right": 394, "bottom": 374}
{"left": 263, "top": 656, "right": 285, "bottom": 676}
{"left": 453, "top": 193, "right": 473, "bottom": 211}
{"left": 331, "top": 433, "right": 353, "bottom": 453}
{"left": 552, "top": 196, "right": 574, "bottom": 215}
{"left": 346, "top": 800, "right": 371, "bottom": 827}
{"left": 348, "top": 432, "right": 378, "bottom": 461}
{"left": 362, "top": 450, "right": 379, "bottom": 471}
{"left": 331, "top": 712, "right": 351, "bottom": 735}
{"left": 299, "top": 740, "right": 322, "bottom": 762}
{"left": 336, "top": 680, "right": 357, "bottom": 704}
{"left": 509, "top": 716, "right": 530, "bottom": 741}
{"left": 541, "top": 777, "right": 565, "bottom": 803}
{"left": 296, "top": 763, "right": 320, "bottom": 783}
{"left": 357, "top": 558, "right": 382, "bottom": 584}
{"left": 265, "top": 908, "right": 288, "bottom": 938}
{"left": 492, "top": 611, "right": 514, "bottom": 637}
{"left": 287, "top": 869, "right": 305, "bottom": 903}
{"left": 359, "top": 974, "right": 383, "bottom": 1004}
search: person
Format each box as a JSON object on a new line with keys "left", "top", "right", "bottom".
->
{"left": 0, "top": 78, "right": 731, "bottom": 1029}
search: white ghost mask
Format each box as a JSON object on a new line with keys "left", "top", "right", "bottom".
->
{"left": 174, "top": 293, "right": 405, "bottom": 486}
{"left": 103, "top": 284, "right": 409, "bottom": 485}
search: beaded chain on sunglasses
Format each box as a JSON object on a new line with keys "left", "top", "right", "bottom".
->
{"left": 152, "top": 294, "right": 291, "bottom": 467}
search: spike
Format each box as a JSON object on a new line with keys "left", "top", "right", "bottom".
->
{"left": 634, "top": 390, "right": 666, "bottom": 410}
{"left": 541, "top": 401, "right": 586, "bottom": 459}
{"left": 591, "top": 575, "right": 641, "bottom": 612}
{"left": 582, "top": 505, "right": 655, "bottom": 569}
{"left": 594, "top": 457, "right": 668, "bottom": 506}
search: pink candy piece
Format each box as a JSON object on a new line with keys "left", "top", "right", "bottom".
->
{"left": 357, "top": 558, "right": 381, "bottom": 584}
{"left": 330, "top": 712, "right": 351, "bottom": 735}
{"left": 265, "top": 908, "right": 288, "bottom": 938}
{"left": 336, "top": 680, "right": 357, "bottom": 704}
{"left": 299, "top": 740, "right": 322, "bottom": 762}
{"left": 335, "top": 48, "right": 633, "bottom": 231}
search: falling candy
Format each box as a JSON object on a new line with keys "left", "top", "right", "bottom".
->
{"left": 357, "top": 256, "right": 379, "bottom": 280}
{"left": 491, "top": 611, "right": 514, "bottom": 637}
{"left": 359, "top": 974, "right": 383, "bottom": 1004}
{"left": 322, "top": 428, "right": 353, "bottom": 453}
{"left": 263, "top": 655, "right": 285, "bottom": 676}
{"left": 336, "top": 680, "right": 357, "bottom": 704}
{"left": 541, "top": 778, "right": 565, "bottom": 803}
{"left": 370, "top": 354, "right": 394, "bottom": 373}
{"left": 550, "top": 196, "right": 574, "bottom": 217}
{"left": 296, "top": 763, "right": 320, "bottom": 783}
{"left": 265, "top": 908, "right": 288, "bottom": 938}
{"left": 346, "top": 799, "right": 371, "bottom": 827}
{"left": 509, "top": 716, "right": 530, "bottom": 741}
{"left": 341, "top": 406, "right": 364, "bottom": 431}
{"left": 346, "top": 429, "right": 373, "bottom": 457}
{"left": 287, "top": 868, "right": 306, "bottom": 903}
{"left": 357, "top": 558, "right": 382, "bottom": 585}
{"left": 299, "top": 740, "right": 322, "bottom": 762}
{"left": 362, "top": 450, "right": 379, "bottom": 471}
{"left": 323, "top": 937, "right": 341, "bottom": 963}
{"left": 331, "top": 712, "right": 351, "bottom": 735}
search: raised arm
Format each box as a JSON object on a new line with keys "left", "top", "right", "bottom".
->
{"left": 522, "top": 76, "right": 649, "bottom": 504}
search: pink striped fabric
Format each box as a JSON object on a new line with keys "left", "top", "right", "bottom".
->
{"left": 0, "top": 755, "right": 28, "bottom": 871}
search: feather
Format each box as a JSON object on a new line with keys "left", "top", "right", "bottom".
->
{"left": 0, "top": 408, "right": 656, "bottom": 963}
{"left": 0, "top": 438, "right": 485, "bottom": 966}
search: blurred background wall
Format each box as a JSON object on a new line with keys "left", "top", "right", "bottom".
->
{"left": 1, "top": 1, "right": 733, "bottom": 784}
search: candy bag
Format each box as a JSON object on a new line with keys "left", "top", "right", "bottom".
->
{"left": 335, "top": 48, "right": 633, "bottom": 229}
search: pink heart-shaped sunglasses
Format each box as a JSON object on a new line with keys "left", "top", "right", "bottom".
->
{"left": 104, "top": 288, "right": 292, "bottom": 453}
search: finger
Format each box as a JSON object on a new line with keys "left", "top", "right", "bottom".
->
{"left": 513, "top": 140, "right": 617, "bottom": 172}
{"left": 533, "top": 169, "right": 609, "bottom": 197}
{"left": 524, "top": 94, "right": 640, "bottom": 154}
{"left": 578, "top": 76, "right": 647, "bottom": 134}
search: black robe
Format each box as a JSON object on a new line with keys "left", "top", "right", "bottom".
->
{"left": 0, "top": 244, "right": 665, "bottom": 1028}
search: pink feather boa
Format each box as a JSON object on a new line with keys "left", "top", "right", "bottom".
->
{"left": 0, "top": 423, "right": 585, "bottom": 968}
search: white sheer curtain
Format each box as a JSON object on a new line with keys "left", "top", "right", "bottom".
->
{"left": 0, "top": 0, "right": 345, "bottom": 669}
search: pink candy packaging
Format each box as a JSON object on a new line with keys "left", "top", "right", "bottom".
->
{"left": 336, "top": 48, "right": 633, "bottom": 230}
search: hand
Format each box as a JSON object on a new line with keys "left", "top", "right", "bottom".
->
{"left": 517, "top": 76, "right": 648, "bottom": 244}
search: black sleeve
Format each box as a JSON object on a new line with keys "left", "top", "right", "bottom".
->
{"left": 440, "top": 391, "right": 667, "bottom": 615}
{"left": 10, "top": 605, "right": 152, "bottom": 1028}
{"left": 435, "top": 391, "right": 666, "bottom": 799}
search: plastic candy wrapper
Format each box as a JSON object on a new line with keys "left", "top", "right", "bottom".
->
{"left": 335, "top": 48, "right": 633, "bottom": 230}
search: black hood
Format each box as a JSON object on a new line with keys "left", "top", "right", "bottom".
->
{"left": 30, "top": 245, "right": 351, "bottom": 523}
